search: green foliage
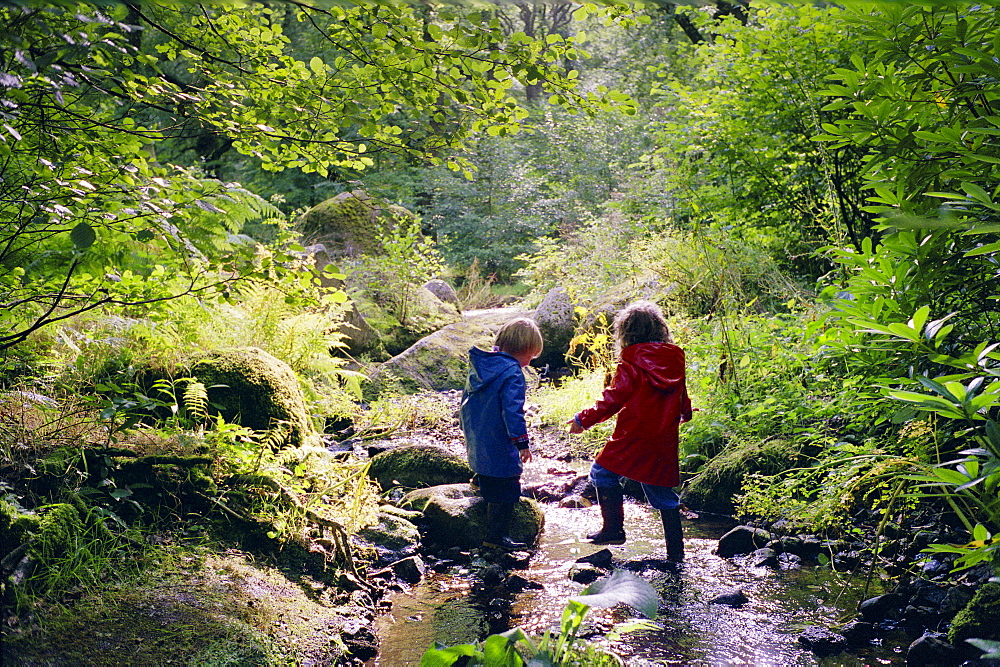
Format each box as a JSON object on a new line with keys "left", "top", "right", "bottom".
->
{"left": 350, "top": 216, "right": 445, "bottom": 325}
{"left": 420, "top": 570, "right": 658, "bottom": 667}
{"left": 639, "top": 3, "right": 868, "bottom": 276}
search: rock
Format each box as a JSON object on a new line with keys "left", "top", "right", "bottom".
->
{"left": 399, "top": 483, "right": 479, "bottom": 512}
{"left": 576, "top": 548, "right": 614, "bottom": 569}
{"left": 296, "top": 190, "right": 415, "bottom": 257}
{"left": 684, "top": 438, "right": 802, "bottom": 514}
{"left": 570, "top": 566, "right": 602, "bottom": 584}
{"left": 188, "top": 347, "right": 312, "bottom": 447}
{"left": 404, "top": 485, "right": 544, "bottom": 550}
{"left": 370, "top": 319, "right": 497, "bottom": 393}
{"left": 940, "top": 585, "right": 974, "bottom": 615}
{"left": 948, "top": 581, "right": 1000, "bottom": 645}
{"left": 716, "top": 526, "right": 772, "bottom": 558}
{"left": 558, "top": 494, "right": 592, "bottom": 508}
{"left": 906, "top": 633, "right": 957, "bottom": 666}
{"left": 778, "top": 552, "right": 802, "bottom": 570}
{"left": 797, "top": 626, "right": 847, "bottom": 656}
{"left": 506, "top": 574, "right": 544, "bottom": 592}
{"left": 840, "top": 620, "right": 875, "bottom": 646}
{"left": 367, "top": 444, "right": 472, "bottom": 491}
{"left": 532, "top": 287, "right": 576, "bottom": 369}
{"left": 859, "top": 593, "right": 903, "bottom": 622}
{"left": 751, "top": 547, "right": 779, "bottom": 568}
{"left": 709, "top": 588, "right": 748, "bottom": 607}
{"left": 502, "top": 550, "right": 532, "bottom": 570}
{"left": 356, "top": 508, "right": 420, "bottom": 556}
{"left": 423, "top": 279, "right": 459, "bottom": 306}
{"left": 782, "top": 534, "right": 823, "bottom": 562}
{"left": 389, "top": 555, "right": 426, "bottom": 584}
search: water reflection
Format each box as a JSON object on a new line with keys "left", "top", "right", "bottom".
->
{"left": 370, "top": 502, "right": 901, "bottom": 666}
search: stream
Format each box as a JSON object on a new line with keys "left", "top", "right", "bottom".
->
{"left": 370, "top": 499, "right": 909, "bottom": 666}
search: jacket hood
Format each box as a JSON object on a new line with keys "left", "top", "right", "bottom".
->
{"left": 621, "top": 342, "right": 684, "bottom": 390}
{"left": 466, "top": 346, "right": 520, "bottom": 393}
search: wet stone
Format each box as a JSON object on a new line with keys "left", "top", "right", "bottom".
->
{"left": 840, "top": 620, "right": 875, "bottom": 646}
{"left": 778, "top": 552, "right": 802, "bottom": 570}
{"left": 505, "top": 574, "right": 544, "bottom": 592}
{"left": 797, "top": 626, "right": 847, "bottom": 656}
{"left": 709, "top": 588, "right": 749, "bottom": 607}
{"left": 502, "top": 550, "right": 532, "bottom": 569}
{"left": 558, "top": 494, "right": 591, "bottom": 508}
{"left": 389, "top": 555, "right": 425, "bottom": 584}
{"left": 716, "top": 526, "right": 772, "bottom": 558}
{"left": 859, "top": 593, "right": 903, "bottom": 622}
{"left": 751, "top": 547, "right": 779, "bottom": 568}
{"left": 905, "top": 632, "right": 957, "bottom": 666}
{"left": 576, "top": 548, "right": 614, "bottom": 569}
{"left": 569, "top": 566, "right": 602, "bottom": 584}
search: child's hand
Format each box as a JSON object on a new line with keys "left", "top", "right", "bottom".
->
{"left": 520, "top": 448, "right": 533, "bottom": 464}
{"left": 566, "top": 417, "right": 583, "bottom": 434}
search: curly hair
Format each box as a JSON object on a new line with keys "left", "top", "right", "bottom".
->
{"left": 614, "top": 300, "right": 672, "bottom": 348}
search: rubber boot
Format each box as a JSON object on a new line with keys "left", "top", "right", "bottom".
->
{"left": 587, "top": 487, "right": 626, "bottom": 545}
{"left": 483, "top": 503, "right": 527, "bottom": 550}
{"left": 661, "top": 507, "right": 684, "bottom": 561}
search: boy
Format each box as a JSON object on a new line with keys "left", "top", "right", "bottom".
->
{"left": 460, "top": 318, "right": 542, "bottom": 550}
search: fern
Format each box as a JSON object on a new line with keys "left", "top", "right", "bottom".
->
{"left": 182, "top": 381, "right": 209, "bottom": 423}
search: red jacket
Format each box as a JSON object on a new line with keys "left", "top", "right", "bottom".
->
{"left": 576, "top": 342, "right": 691, "bottom": 487}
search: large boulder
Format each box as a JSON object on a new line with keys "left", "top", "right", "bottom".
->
{"left": 423, "top": 279, "right": 459, "bottom": 307}
{"left": 399, "top": 483, "right": 544, "bottom": 549}
{"left": 684, "top": 438, "right": 802, "bottom": 514}
{"left": 370, "top": 320, "right": 496, "bottom": 394}
{"left": 189, "top": 347, "right": 313, "bottom": 447}
{"left": 296, "top": 190, "right": 416, "bottom": 257}
{"left": 533, "top": 287, "right": 576, "bottom": 369}
{"left": 355, "top": 287, "right": 462, "bottom": 357}
{"left": 367, "top": 444, "right": 472, "bottom": 491}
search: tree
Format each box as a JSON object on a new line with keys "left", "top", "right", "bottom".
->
{"left": 0, "top": 1, "right": 636, "bottom": 353}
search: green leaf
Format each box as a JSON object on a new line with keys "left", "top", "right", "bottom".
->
{"left": 570, "top": 569, "right": 659, "bottom": 619}
{"left": 70, "top": 222, "right": 97, "bottom": 250}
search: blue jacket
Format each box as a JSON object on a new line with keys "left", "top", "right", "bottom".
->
{"left": 460, "top": 346, "right": 530, "bottom": 478}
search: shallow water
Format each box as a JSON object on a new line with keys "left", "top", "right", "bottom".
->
{"left": 371, "top": 501, "right": 905, "bottom": 666}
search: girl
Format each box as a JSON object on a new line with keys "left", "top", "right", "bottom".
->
{"left": 568, "top": 301, "right": 692, "bottom": 561}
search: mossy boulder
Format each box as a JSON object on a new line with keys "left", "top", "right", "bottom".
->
{"left": 357, "top": 506, "right": 421, "bottom": 559}
{"left": 296, "top": 190, "right": 416, "bottom": 257}
{"left": 949, "top": 581, "right": 1000, "bottom": 645}
{"left": 0, "top": 499, "right": 40, "bottom": 547}
{"left": 684, "top": 438, "right": 802, "bottom": 514}
{"left": 355, "top": 287, "right": 462, "bottom": 357}
{"left": 398, "top": 483, "right": 544, "bottom": 549}
{"left": 367, "top": 444, "right": 472, "bottom": 491}
{"left": 533, "top": 287, "right": 576, "bottom": 369}
{"left": 31, "top": 503, "right": 84, "bottom": 560}
{"left": 369, "top": 319, "right": 497, "bottom": 394}
{"left": 189, "top": 347, "right": 313, "bottom": 447}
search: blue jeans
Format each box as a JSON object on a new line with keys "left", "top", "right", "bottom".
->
{"left": 589, "top": 462, "right": 680, "bottom": 510}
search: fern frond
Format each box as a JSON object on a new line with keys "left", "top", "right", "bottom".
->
{"left": 183, "top": 380, "right": 209, "bottom": 422}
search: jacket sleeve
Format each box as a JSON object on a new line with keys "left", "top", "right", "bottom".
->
{"left": 576, "top": 361, "right": 639, "bottom": 430}
{"left": 500, "top": 369, "right": 530, "bottom": 449}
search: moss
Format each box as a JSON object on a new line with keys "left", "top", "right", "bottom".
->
{"left": 684, "top": 438, "right": 802, "bottom": 514}
{"left": 2, "top": 550, "right": 357, "bottom": 665}
{"left": 949, "top": 581, "right": 1000, "bottom": 645}
{"left": 296, "top": 190, "right": 415, "bottom": 257}
{"left": 189, "top": 347, "right": 313, "bottom": 448}
{"left": 367, "top": 444, "right": 473, "bottom": 491}
{"left": 31, "top": 503, "right": 84, "bottom": 560}
{"left": 0, "top": 498, "right": 40, "bottom": 546}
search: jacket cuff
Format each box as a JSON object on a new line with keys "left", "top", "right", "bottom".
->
{"left": 510, "top": 433, "right": 530, "bottom": 449}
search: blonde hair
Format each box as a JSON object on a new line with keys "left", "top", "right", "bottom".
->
{"left": 494, "top": 318, "right": 543, "bottom": 357}
{"left": 614, "top": 300, "right": 672, "bottom": 348}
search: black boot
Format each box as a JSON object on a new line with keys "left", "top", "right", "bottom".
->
{"left": 661, "top": 507, "right": 684, "bottom": 561}
{"left": 483, "top": 503, "right": 527, "bottom": 550}
{"left": 587, "top": 487, "right": 626, "bottom": 545}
